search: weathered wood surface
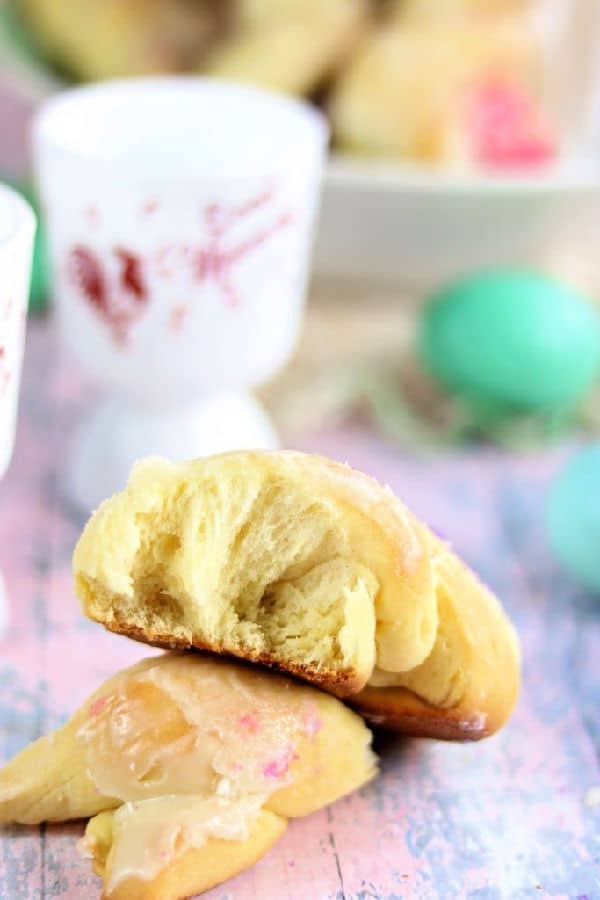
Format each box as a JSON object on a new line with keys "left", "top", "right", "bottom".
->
{"left": 0, "top": 320, "right": 598, "bottom": 899}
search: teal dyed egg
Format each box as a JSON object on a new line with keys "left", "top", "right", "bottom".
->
{"left": 419, "top": 271, "right": 600, "bottom": 412}
{"left": 548, "top": 444, "right": 600, "bottom": 593}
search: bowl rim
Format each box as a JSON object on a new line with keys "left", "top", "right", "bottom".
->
{"left": 326, "top": 153, "right": 600, "bottom": 195}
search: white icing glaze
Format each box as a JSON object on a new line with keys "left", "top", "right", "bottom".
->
{"left": 76, "top": 656, "right": 321, "bottom": 805}
{"left": 97, "top": 794, "right": 265, "bottom": 892}
{"left": 74, "top": 655, "right": 327, "bottom": 889}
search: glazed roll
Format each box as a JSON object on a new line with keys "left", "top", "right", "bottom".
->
{"left": 329, "top": 19, "right": 555, "bottom": 168}
{"left": 0, "top": 653, "right": 376, "bottom": 898}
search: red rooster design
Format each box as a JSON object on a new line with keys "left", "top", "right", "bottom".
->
{"left": 68, "top": 186, "right": 292, "bottom": 345}
{"left": 193, "top": 189, "right": 292, "bottom": 307}
{"left": 67, "top": 246, "right": 148, "bottom": 346}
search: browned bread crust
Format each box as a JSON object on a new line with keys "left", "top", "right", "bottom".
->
{"left": 98, "top": 614, "right": 363, "bottom": 696}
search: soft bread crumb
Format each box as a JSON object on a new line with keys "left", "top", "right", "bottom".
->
{"left": 75, "top": 455, "right": 392, "bottom": 690}
{"left": 74, "top": 452, "right": 441, "bottom": 691}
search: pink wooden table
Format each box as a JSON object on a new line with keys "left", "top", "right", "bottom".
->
{"left": 0, "top": 319, "right": 599, "bottom": 899}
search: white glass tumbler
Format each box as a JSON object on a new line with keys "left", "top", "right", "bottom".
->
{"left": 32, "top": 78, "right": 328, "bottom": 511}
{"left": 0, "top": 183, "right": 35, "bottom": 637}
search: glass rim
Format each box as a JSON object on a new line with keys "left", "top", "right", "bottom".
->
{"left": 31, "top": 76, "right": 330, "bottom": 180}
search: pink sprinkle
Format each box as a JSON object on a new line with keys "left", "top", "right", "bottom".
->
{"left": 302, "top": 711, "right": 323, "bottom": 737}
{"left": 466, "top": 77, "right": 556, "bottom": 170}
{"left": 238, "top": 712, "right": 260, "bottom": 734}
{"left": 263, "top": 746, "right": 298, "bottom": 779}
{"left": 89, "top": 697, "right": 108, "bottom": 717}
{"left": 288, "top": 860, "right": 296, "bottom": 868}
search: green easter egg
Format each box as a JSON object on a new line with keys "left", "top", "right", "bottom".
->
{"left": 420, "top": 271, "right": 600, "bottom": 412}
{"left": 548, "top": 444, "right": 600, "bottom": 593}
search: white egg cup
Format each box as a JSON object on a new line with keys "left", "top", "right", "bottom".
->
{"left": 0, "top": 184, "right": 36, "bottom": 639}
{"left": 32, "top": 78, "right": 328, "bottom": 511}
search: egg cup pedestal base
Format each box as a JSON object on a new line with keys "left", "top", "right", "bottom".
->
{"left": 64, "top": 390, "right": 279, "bottom": 513}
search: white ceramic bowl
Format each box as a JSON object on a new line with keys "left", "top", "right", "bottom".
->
{"left": 32, "top": 77, "right": 328, "bottom": 510}
{"left": 6, "top": 29, "right": 600, "bottom": 292}
{"left": 315, "top": 154, "right": 600, "bottom": 287}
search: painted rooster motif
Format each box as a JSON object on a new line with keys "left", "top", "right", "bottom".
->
{"left": 192, "top": 188, "right": 292, "bottom": 307}
{"left": 67, "top": 185, "right": 292, "bottom": 346}
{"left": 67, "top": 246, "right": 148, "bottom": 346}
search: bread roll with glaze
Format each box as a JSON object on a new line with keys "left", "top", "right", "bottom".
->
{"left": 18, "top": 0, "right": 367, "bottom": 93}
{"left": 204, "top": 0, "right": 369, "bottom": 95}
{"left": 82, "top": 801, "right": 287, "bottom": 900}
{"left": 73, "top": 451, "right": 520, "bottom": 740}
{"left": 0, "top": 653, "right": 376, "bottom": 826}
{"left": 17, "top": 0, "right": 229, "bottom": 79}
{"left": 329, "top": 21, "right": 552, "bottom": 167}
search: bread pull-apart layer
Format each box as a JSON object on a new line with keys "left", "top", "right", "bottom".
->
{"left": 73, "top": 451, "right": 519, "bottom": 739}
{"left": 74, "top": 452, "right": 440, "bottom": 695}
{"left": 329, "top": 20, "right": 544, "bottom": 164}
{"left": 0, "top": 654, "right": 375, "bottom": 897}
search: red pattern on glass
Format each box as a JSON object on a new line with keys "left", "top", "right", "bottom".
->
{"left": 85, "top": 206, "right": 101, "bottom": 227}
{"left": 155, "top": 244, "right": 178, "bottom": 278}
{"left": 466, "top": 78, "right": 557, "bottom": 170}
{"left": 142, "top": 199, "right": 159, "bottom": 217}
{"left": 68, "top": 246, "right": 106, "bottom": 309}
{"left": 168, "top": 304, "right": 188, "bottom": 333}
{"left": 193, "top": 189, "right": 292, "bottom": 307}
{"left": 67, "top": 245, "right": 149, "bottom": 346}
{"left": 115, "top": 249, "right": 146, "bottom": 300}
{"left": 68, "top": 186, "right": 292, "bottom": 344}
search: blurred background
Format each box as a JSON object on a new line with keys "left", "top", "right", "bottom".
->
{"left": 3, "top": 0, "right": 600, "bottom": 452}
{"left": 1, "top": 3, "right": 600, "bottom": 896}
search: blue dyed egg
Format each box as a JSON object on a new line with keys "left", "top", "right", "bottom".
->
{"left": 420, "top": 271, "right": 600, "bottom": 412}
{"left": 548, "top": 444, "right": 600, "bottom": 593}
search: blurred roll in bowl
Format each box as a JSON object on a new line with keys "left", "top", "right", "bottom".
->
{"left": 2, "top": 0, "right": 600, "bottom": 287}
